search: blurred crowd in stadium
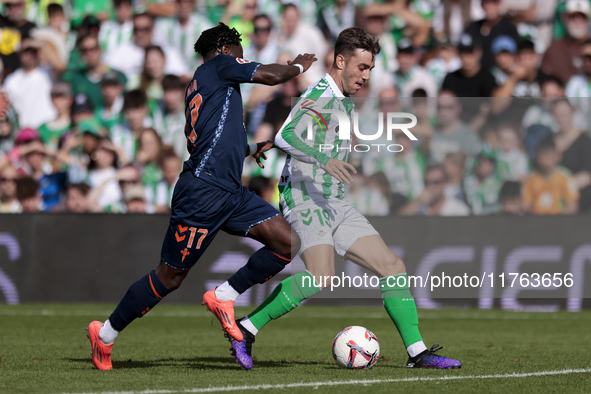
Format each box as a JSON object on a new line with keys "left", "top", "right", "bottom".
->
{"left": 0, "top": 0, "right": 590, "bottom": 216}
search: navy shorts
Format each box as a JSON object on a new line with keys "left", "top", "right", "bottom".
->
{"left": 160, "top": 171, "right": 279, "bottom": 270}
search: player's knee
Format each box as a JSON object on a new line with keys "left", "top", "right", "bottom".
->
{"left": 164, "top": 274, "right": 186, "bottom": 292}
{"left": 377, "top": 253, "right": 406, "bottom": 277}
{"left": 156, "top": 261, "right": 188, "bottom": 292}
{"left": 291, "top": 233, "right": 301, "bottom": 257}
{"left": 274, "top": 232, "right": 295, "bottom": 258}
{"left": 391, "top": 254, "right": 406, "bottom": 273}
{"left": 308, "top": 271, "right": 336, "bottom": 289}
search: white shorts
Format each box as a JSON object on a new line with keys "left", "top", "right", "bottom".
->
{"left": 286, "top": 199, "right": 379, "bottom": 257}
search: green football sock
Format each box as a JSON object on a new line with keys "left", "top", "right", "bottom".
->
{"left": 248, "top": 271, "right": 321, "bottom": 331}
{"left": 380, "top": 274, "right": 423, "bottom": 348}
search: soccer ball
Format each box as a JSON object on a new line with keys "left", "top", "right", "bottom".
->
{"left": 332, "top": 326, "right": 379, "bottom": 369}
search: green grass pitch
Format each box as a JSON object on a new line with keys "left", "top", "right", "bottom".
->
{"left": 1, "top": 304, "right": 590, "bottom": 393}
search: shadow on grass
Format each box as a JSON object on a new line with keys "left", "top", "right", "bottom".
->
{"left": 374, "top": 364, "right": 409, "bottom": 369}
{"left": 66, "top": 357, "right": 332, "bottom": 370}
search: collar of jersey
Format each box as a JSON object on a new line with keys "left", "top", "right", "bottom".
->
{"left": 323, "top": 73, "right": 345, "bottom": 98}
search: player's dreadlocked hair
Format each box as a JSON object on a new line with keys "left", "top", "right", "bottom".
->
{"left": 194, "top": 22, "right": 242, "bottom": 57}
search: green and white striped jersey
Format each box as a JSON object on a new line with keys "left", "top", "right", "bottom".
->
{"left": 566, "top": 74, "right": 591, "bottom": 128}
{"left": 566, "top": 74, "right": 591, "bottom": 98}
{"left": 98, "top": 20, "right": 133, "bottom": 54}
{"left": 464, "top": 173, "right": 503, "bottom": 216}
{"left": 145, "top": 179, "right": 176, "bottom": 211}
{"left": 363, "top": 149, "right": 426, "bottom": 201}
{"left": 152, "top": 107, "right": 189, "bottom": 161}
{"left": 153, "top": 15, "right": 213, "bottom": 71}
{"left": 257, "top": 0, "right": 318, "bottom": 25}
{"left": 110, "top": 124, "right": 138, "bottom": 162}
{"left": 496, "top": 148, "right": 530, "bottom": 181}
{"left": 275, "top": 74, "right": 354, "bottom": 215}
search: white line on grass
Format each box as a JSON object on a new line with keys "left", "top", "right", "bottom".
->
{"left": 64, "top": 368, "right": 591, "bottom": 394}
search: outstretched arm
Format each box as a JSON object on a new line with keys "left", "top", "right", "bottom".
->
{"left": 252, "top": 54, "right": 317, "bottom": 86}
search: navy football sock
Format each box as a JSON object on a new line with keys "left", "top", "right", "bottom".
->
{"left": 108, "top": 270, "right": 170, "bottom": 332}
{"left": 228, "top": 247, "right": 291, "bottom": 294}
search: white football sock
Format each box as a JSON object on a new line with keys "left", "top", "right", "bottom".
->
{"left": 214, "top": 282, "right": 240, "bottom": 302}
{"left": 407, "top": 341, "right": 427, "bottom": 358}
{"left": 99, "top": 319, "right": 119, "bottom": 345}
{"left": 240, "top": 317, "right": 259, "bottom": 336}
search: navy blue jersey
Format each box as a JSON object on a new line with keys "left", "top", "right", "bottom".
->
{"left": 183, "top": 54, "right": 261, "bottom": 192}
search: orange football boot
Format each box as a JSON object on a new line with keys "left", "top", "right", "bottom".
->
{"left": 87, "top": 321, "right": 113, "bottom": 370}
{"left": 202, "top": 289, "right": 243, "bottom": 341}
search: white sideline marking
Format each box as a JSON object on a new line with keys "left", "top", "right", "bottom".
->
{"left": 65, "top": 368, "right": 591, "bottom": 394}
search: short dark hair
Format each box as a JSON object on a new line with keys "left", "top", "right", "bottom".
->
{"left": 334, "top": 27, "right": 380, "bottom": 63}
{"left": 123, "top": 89, "right": 148, "bottom": 111}
{"left": 536, "top": 135, "right": 556, "bottom": 154}
{"left": 499, "top": 181, "right": 521, "bottom": 201}
{"left": 114, "top": 0, "right": 132, "bottom": 7}
{"left": 253, "top": 14, "right": 272, "bottom": 27}
{"left": 411, "top": 88, "right": 427, "bottom": 98}
{"left": 158, "top": 145, "right": 179, "bottom": 168}
{"left": 162, "top": 74, "right": 184, "bottom": 91}
{"left": 194, "top": 22, "right": 242, "bottom": 57}
{"left": 67, "top": 182, "right": 91, "bottom": 196}
{"left": 47, "top": 3, "right": 64, "bottom": 16}
{"left": 517, "top": 39, "right": 535, "bottom": 52}
{"left": 541, "top": 74, "right": 565, "bottom": 90}
{"left": 16, "top": 177, "right": 39, "bottom": 201}
{"left": 425, "top": 164, "right": 447, "bottom": 181}
{"left": 282, "top": 3, "right": 299, "bottom": 14}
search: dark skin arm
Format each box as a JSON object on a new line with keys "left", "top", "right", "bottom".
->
{"left": 209, "top": 45, "right": 317, "bottom": 86}
{"left": 248, "top": 54, "right": 317, "bottom": 165}
{"left": 206, "top": 47, "right": 317, "bottom": 164}
{"left": 252, "top": 53, "right": 318, "bottom": 85}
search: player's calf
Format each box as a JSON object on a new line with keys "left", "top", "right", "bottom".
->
{"left": 87, "top": 263, "right": 183, "bottom": 369}
{"left": 106, "top": 268, "right": 172, "bottom": 337}
{"left": 205, "top": 247, "right": 293, "bottom": 341}
{"left": 228, "top": 247, "right": 292, "bottom": 293}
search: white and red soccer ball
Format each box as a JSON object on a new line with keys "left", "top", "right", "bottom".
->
{"left": 332, "top": 326, "right": 380, "bottom": 369}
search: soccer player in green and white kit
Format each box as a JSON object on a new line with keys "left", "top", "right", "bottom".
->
{"left": 227, "top": 27, "right": 462, "bottom": 370}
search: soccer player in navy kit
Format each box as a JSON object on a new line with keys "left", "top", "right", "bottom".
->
{"left": 87, "top": 23, "right": 317, "bottom": 370}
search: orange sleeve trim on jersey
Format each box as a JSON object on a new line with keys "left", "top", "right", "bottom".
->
{"left": 272, "top": 251, "right": 292, "bottom": 262}
{"left": 149, "top": 273, "right": 163, "bottom": 299}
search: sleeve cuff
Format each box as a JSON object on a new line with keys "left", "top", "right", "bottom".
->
{"left": 250, "top": 64, "right": 261, "bottom": 82}
{"left": 317, "top": 153, "right": 331, "bottom": 168}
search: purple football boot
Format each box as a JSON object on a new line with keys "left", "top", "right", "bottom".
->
{"left": 406, "top": 344, "right": 462, "bottom": 369}
{"left": 226, "top": 320, "right": 255, "bottom": 370}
